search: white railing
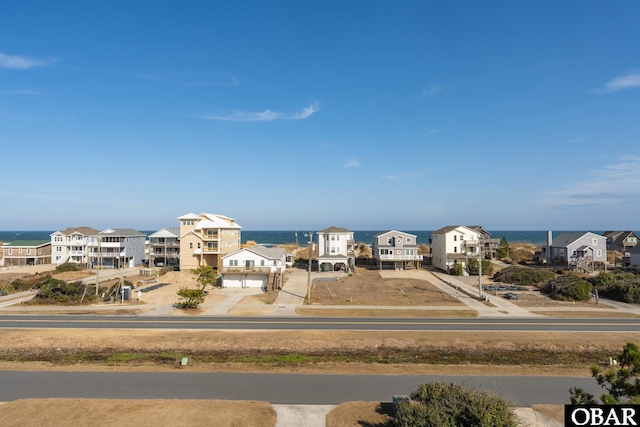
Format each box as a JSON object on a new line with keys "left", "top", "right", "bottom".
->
{"left": 379, "top": 254, "right": 423, "bottom": 261}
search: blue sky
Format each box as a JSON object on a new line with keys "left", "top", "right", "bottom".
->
{"left": 1, "top": 1, "right": 639, "bottom": 231}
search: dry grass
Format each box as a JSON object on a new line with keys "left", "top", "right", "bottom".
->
{"left": 1, "top": 329, "right": 638, "bottom": 376}
{"left": 0, "top": 399, "right": 276, "bottom": 427}
{"left": 531, "top": 310, "right": 640, "bottom": 318}
{"left": 297, "top": 308, "right": 478, "bottom": 317}
{"left": 309, "top": 267, "right": 462, "bottom": 306}
{"left": 238, "top": 290, "right": 279, "bottom": 305}
{"left": 531, "top": 404, "right": 564, "bottom": 423}
{"left": 326, "top": 401, "right": 393, "bottom": 427}
{"left": 505, "top": 242, "right": 541, "bottom": 264}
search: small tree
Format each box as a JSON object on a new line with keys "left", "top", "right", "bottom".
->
{"left": 176, "top": 286, "right": 205, "bottom": 309}
{"left": 497, "top": 237, "right": 510, "bottom": 260}
{"left": 589, "top": 342, "right": 640, "bottom": 404}
{"left": 468, "top": 259, "right": 494, "bottom": 276}
{"left": 192, "top": 265, "right": 219, "bottom": 289}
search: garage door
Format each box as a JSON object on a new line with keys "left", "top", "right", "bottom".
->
{"left": 223, "top": 276, "right": 244, "bottom": 288}
{"left": 223, "top": 275, "right": 267, "bottom": 288}
{"left": 245, "top": 275, "right": 268, "bottom": 288}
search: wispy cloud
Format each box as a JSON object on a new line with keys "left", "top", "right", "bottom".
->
{"left": 202, "top": 102, "right": 320, "bottom": 122}
{"left": 543, "top": 156, "right": 640, "bottom": 207}
{"left": 591, "top": 73, "right": 640, "bottom": 94}
{"left": 424, "top": 129, "right": 440, "bottom": 137}
{"left": 568, "top": 136, "right": 588, "bottom": 144}
{"left": 0, "top": 52, "right": 55, "bottom": 70}
{"left": 420, "top": 84, "right": 445, "bottom": 98}
{"left": 384, "top": 171, "right": 429, "bottom": 181}
{"left": 340, "top": 159, "right": 361, "bottom": 168}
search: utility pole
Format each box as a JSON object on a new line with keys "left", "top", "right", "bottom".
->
{"left": 95, "top": 235, "right": 101, "bottom": 296}
{"left": 304, "top": 232, "right": 313, "bottom": 304}
{"left": 478, "top": 246, "right": 483, "bottom": 300}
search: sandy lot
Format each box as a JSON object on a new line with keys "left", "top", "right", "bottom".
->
{"left": 0, "top": 399, "right": 276, "bottom": 427}
{"left": 310, "top": 267, "right": 462, "bottom": 306}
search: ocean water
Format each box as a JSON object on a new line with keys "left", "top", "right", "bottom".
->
{"left": 0, "top": 229, "right": 616, "bottom": 246}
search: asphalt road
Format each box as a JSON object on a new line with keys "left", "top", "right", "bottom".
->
{"left": 0, "top": 371, "right": 601, "bottom": 406}
{"left": 0, "top": 315, "right": 639, "bottom": 332}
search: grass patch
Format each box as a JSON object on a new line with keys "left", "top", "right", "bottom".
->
{"left": 296, "top": 308, "right": 478, "bottom": 317}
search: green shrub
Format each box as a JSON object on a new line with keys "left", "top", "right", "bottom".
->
{"left": 176, "top": 287, "right": 205, "bottom": 309}
{"left": 492, "top": 266, "right": 555, "bottom": 286}
{"left": 543, "top": 275, "right": 592, "bottom": 301}
{"left": 450, "top": 264, "right": 463, "bottom": 276}
{"left": 28, "top": 277, "right": 91, "bottom": 305}
{"left": 392, "top": 382, "right": 516, "bottom": 427}
{"left": 56, "top": 263, "right": 82, "bottom": 272}
{"left": 588, "top": 271, "right": 640, "bottom": 303}
{"left": 468, "top": 259, "right": 494, "bottom": 276}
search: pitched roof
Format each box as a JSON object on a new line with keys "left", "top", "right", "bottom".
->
{"left": 100, "top": 228, "right": 145, "bottom": 236}
{"left": 54, "top": 227, "right": 100, "bottom": 236}
{"left": 3, "top": 240, "right": 50, "bottom": 247}
{"left": 432, "top": 225, "right": 477, "bottom": 235}
{"left": 318, "top": 226, "right": 352, "bottom": 233}
{"left": 551, "top": 232, "right": 597, "bottom": 246}
{"left": 604, "top": 231, "right": 638, "bottom": 247}
{"left": 148, "top": 228, "right": 180, "bottom": 238}
{"left": 196, "top": 213, "right": 241, "bottom": 230}
{"left": 224, "top": 245, "right": 285, "bottom": 260}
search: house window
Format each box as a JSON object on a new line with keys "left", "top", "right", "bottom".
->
{"left": 27, "top": 249, "right": 31, "bottom": 255}
{"left": 454, "top": 236, "right": 457, "bottom": 242}
{"left": 189, "top": 243, "right": 193, "bottom": 249}
{"left": 454, "top": 247, "right": 457, "bottom": 253}
{"left": 406, "top": 238, "right": 411, "bottom": 243}
{"left": 560, "top": 249, "right": 565, "bottom": 255}
{"left": 572, "top": 250, "right": 576, "bottom": 256}
{"left": 592, "top": 238, "right": 598, "bottom": 245}
{"left": 8, "top": 248, "right": 12, "bottom": 255}
{"left": 197, "top": 243, "right": 201, "bottom": 249}
{"left": 260, "top": 260, "right": 265, "bottom": 266}
{"left": 230, "top": 260, "right": 238, "bottom": 266}
{"left": 629, "top": 237, "right": 637, "bottom": 243}
{"left": 19, "top": 249, "right": 22, "bottom": 254}
{"left": 553, "top": 248, "right": 558, "bottom": 255}
{"left": 273, "top": 261, "right": 277, "bottom": 266}
{"left": 38, "top": 248, "right": 42, "bottom": 254}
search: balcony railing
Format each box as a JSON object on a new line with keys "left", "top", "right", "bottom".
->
{"left": 221, "top": 266, "right": 272, "bottom": 275}
{"left": 378, "top": 254, "right": 423, "bottom": 261}
{"left": 150, "top": 241, "right": 180, "bottom": 247}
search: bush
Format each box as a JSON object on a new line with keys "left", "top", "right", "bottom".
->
{"left": 450, "top": 264, "right": 463, "bottom": 276}
{"left": 176, "top": 287, "right": 205, "bottom": 309}
{"left": 392, "top": 382, "right": 516, "bottom": 427}
{"left": 588, "top": 271, "right": 640, "bottom": 303}
{"left": 468, "top": 259, "right": 494, "bottom": 276}
{"left": 27, "top": 276, "right": 93, "bottom": 305}
{"left": 56, "top": 263, "right": 82, "bottom": 272}
{"left": 492, "top": 266, "right": 555, "bottom": 286}
{"left": 543, "top": 275, "right": 592, "bottom": 301}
